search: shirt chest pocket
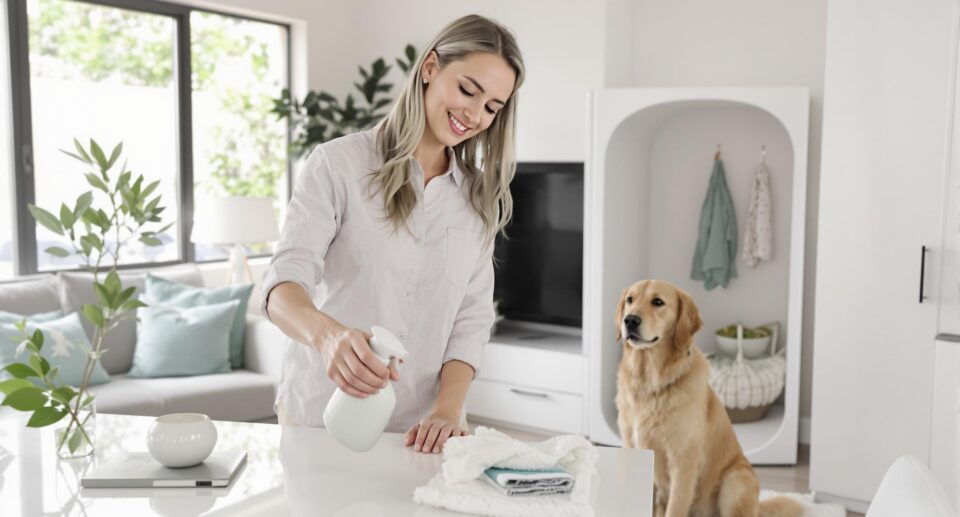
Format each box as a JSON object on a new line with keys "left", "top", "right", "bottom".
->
{"left": 443, "top": 227, "right": 481, "bottom": 291}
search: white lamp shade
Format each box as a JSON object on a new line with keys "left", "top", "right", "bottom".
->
{"left": 191, "top": 196, "right": 280, "bottom": 245}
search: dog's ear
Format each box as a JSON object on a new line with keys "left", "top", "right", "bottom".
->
{"left": 674, "top": 288, "right": 703, "bottom": 350}
{"left": 615, "top": 288, "right": 627, "bottom": 342}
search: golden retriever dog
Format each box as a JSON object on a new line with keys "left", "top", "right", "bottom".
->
{"left": 615, "top": 280, "right": 802, "bottom": 517}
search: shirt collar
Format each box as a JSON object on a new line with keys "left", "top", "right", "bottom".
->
{"left": 409, "top": 146, "right": 464, "bottom": 188}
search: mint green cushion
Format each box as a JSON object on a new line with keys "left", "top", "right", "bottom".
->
{"left": 0, "top": 312, "right": 111, "bottom": 386}
{"left": 0, "top": 309, "right": 63, "bottom": 324}
{"left": 143, "top": 275, "right": 252, "bottom": 369}
{"left": 128, "top": 299, "right": 240, "bottom": 378}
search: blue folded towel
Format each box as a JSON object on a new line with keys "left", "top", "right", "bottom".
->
{"left": 482, "top": 466, "right": 574, "bottom": 497}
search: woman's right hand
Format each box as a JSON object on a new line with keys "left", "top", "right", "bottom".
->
{"left": 314, "top": 325, "right": 398, "bottom": 398}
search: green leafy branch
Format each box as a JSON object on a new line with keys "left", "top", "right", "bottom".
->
{"left": 0, "top": 327, "right": 94, "bottom": 453}
{"left": 0, "top": 139, "right": 166, "bottom": 455}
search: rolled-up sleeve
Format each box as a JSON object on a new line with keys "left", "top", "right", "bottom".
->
{"left": 442, "top": 239, "right": 496, "bottom": 378}
{"left": 260, "top": 146, "right": 344, "bottom": 322}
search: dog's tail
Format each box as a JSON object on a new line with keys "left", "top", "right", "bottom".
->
{"left": 759, "top": 495, "right": 805, "bottom": 517}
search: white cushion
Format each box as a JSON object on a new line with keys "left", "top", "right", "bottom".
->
{"left": 866, "top": 455, "right": 956, "bottom": 517}
{"left": 90, "top": 370, "right": 276, "bottom": 422}
{"left": 86, "top": 375, "right": 166, "bottom": 417}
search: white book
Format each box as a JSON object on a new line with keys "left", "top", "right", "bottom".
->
{"left": 81, "top": 451, "right": 246, "bottom": 488}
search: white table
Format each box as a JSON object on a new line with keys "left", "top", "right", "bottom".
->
{"left": 0, "top": 413, "right": 653, "bottom": 516}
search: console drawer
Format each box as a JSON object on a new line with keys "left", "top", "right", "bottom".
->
{"left": 466, "top": 378, "right": 583, "bottom": 434}
{"left": 481, "top": 342, "right": 584, "bottom": 394}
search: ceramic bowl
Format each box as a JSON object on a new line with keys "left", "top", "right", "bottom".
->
{"left": 715, "top": 334, "right": 772, "bottom": 359}
{"left": 147, "top": 413, "right": 218, "bottom": 468}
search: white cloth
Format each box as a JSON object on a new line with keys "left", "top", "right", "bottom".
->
{"left": 741, "top": 161, "right": 773, "bottom": 267}
{"left": 260, "top": 126, "right": 496, "bottom": 432}
{"left": 414, "top": 427, "right": 598, "bottom": 517}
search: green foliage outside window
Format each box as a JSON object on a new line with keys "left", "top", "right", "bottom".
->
{"left": 28, "top": 0, "right": 286, "bottom": 199}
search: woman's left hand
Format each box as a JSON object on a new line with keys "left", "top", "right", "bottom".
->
{"left": 404, "top": 411, "right": 468, "bottom": 454}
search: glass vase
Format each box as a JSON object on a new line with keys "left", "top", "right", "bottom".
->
{"left": 54, "top": 396, "right": 96, "bottom": 459}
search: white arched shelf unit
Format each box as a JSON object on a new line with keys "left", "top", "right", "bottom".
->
{"left": 583, "top": 88, "right": 809, "bottom": 464}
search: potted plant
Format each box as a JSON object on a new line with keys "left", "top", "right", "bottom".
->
{"left": 271, "top": 44, "right": 418, "bottom": 157}
{"left": 0, "top": 139, "right": 167, "bottom": 458}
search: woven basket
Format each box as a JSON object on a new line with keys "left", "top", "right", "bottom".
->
{"left": 726, "top": 402, "right": 774, "bottom": 423}
{"left": 707, "top": 322, "right": 785, "bottom": 424}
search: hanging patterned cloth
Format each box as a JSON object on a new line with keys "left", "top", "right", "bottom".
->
{"left": 742, "top": 155, "right": 773, "bottom": 267}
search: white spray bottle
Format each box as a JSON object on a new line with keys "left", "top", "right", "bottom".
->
{"left": 323, "top": 325, "right": 409, "bottom": 452}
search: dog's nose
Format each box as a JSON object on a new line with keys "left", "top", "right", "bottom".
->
{"left": 623, "top": 314, "right": 641, "bottom": 329}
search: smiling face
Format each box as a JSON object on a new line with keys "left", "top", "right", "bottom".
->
{"left": 420, "top": 51, "right": 516, "bottom": 147}
{"left": 615, "top": 280, "right": 703, "bottom": 351}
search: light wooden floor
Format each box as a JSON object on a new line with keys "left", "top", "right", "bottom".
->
{"left": 471, "top": 420, "right": 865, "bottom": 517}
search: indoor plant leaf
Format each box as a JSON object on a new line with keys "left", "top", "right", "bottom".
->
{"left": 68, "top": 428, "right": 83, "bottom": 453}
{"left": 27, "top": 406, "right": 68, "bottom": 428}
{"left": 0, "top": 378, "right": 34, "bottom": 395}
{"left": 44, "top": 246, "right": 71, "bottom": 258}
{"left": 2, "top": 387, "right": 47, "bottom": 411}
{"left": 4, "top": 363, "right": 38, "bottom": 379}
{"left": 28, "top": 205, "right": 64, "bottom": 236}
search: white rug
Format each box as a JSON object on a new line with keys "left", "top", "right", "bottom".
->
{"left": 760, "top": 490, "right": 849, "bottom": 517}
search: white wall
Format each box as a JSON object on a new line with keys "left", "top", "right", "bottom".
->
{"left": 190, "top": 0, "right": 828, "bottom": 423}
{"left": 302, "top": 1, "right": 607, "bottom": 162}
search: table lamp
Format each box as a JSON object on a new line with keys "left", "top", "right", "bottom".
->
{"left": 191, "top": 196, "right": 279, "bottom": 284}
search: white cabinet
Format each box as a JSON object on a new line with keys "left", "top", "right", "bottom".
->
{"left": 932, "top": 337, "right": 960, "bottom": 511}
{"left": 583, "top": 87, "right": 809, "bottom": 464}
{"left": 809, "top": 0, "right": 956, "bottom": 509}
{"left": 466, "top": 379, "right": 584, "bottom": 434}
{"left": 930, "top": 7, "right": 960, "bottom": 508}
{"left": 465, "top": 322, "right": 586, "bottom": 435}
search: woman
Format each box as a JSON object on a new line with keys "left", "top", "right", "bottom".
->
{"left": 260, "top": 14, "right": 525, "bottom": 455}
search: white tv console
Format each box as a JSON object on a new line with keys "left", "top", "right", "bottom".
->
{"left": 465, "top": 320, "right": 587, "bottom": 435}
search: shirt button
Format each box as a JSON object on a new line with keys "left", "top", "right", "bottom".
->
{"left": 406, "top": 290, "right": 413, "bottom": 297}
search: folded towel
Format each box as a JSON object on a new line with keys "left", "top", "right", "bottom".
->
{"left": 483, "top": 466, "right": 574, "bottom": 496}
{"left": 413, "top": 426, "right": 598, "bottom": 517}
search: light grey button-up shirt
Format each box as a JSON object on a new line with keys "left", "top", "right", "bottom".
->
{"left": 260, "top": 127, "right": 495, "bottom": 432}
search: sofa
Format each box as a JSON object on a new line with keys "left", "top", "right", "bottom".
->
{"left": 0, "top": 264, "right": 287, "bottom": 423}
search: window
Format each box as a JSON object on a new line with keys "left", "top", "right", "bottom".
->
{"left": 27, "top": 0, "right": 181, "bottom": 270}
{"left": 0, "top": 0, "right": 14, "bottom": 278}
{"left": 191, "top": 10, "right": 288, "bottom": 262}
{"left": 6, "top": 0, "right": 291, "bottom": 274}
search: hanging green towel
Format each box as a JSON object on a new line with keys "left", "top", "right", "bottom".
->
{"left": 691, "top": 158, "right": 738, "bottom": 290}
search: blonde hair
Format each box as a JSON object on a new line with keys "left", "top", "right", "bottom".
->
{"left": 370, "top": 14, "right": 525, "bottom": 245}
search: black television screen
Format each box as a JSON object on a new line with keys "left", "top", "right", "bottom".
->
{"left": 494, "top": 162, "right": 583, "bottom": 327}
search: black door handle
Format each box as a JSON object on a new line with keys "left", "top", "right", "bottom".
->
{"left": 920, "top": 245, "right": 930, "bottom": 303}
{"left": 22, "top": 144, "right": 32, "bottom": 176}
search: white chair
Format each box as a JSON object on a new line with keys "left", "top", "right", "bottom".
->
{"left": 866, "top": 455, "right": 956, "bottom": 517}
